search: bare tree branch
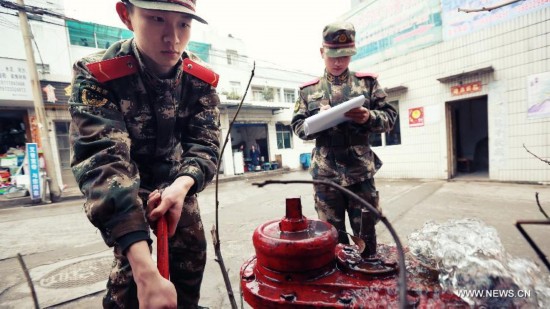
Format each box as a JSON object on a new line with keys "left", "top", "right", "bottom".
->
{"left": 458, "top": 0, "right": 523, "bottom": 13}
{"left": 17, "top": 253, "right": 39, "bottom": 309}
{"left": 523, "top": 144, "right": 550, "bottom": 165}
{"left": 212, "top": 62, "right": 255, "bottom": 309}
{"left": 535, "top": 192, "right": 549, "bottom": 220}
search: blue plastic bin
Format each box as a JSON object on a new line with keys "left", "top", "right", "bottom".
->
{"left": 299, "top": 153, "right": 311, "bottom": 169}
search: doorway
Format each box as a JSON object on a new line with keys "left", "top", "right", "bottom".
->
{"left": 231, "top": 123, "right": 269, "bottom": 172}
{"left": 446, "top": 96, "right": 489, "bottom": 179}
{"left": 0, "top": 110, "right": 29, "bottom": 155}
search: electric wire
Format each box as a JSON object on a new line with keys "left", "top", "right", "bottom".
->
{"left": 0, "top": 13, "right": 19, "bottom": 28}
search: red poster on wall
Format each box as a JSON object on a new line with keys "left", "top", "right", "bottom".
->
{"left": 409, "top": 107, "right": 424, "bottom": 127}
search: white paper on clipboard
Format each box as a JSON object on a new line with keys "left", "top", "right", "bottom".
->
{"left": 303, "top": 95, "right": 365, "bottom": 136}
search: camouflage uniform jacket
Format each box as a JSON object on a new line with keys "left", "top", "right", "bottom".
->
{"left": 291, "top": 70, "right": 397, "bottom": 186}
{"left": 69, "top": 39, "right": 221, "bottom": 248}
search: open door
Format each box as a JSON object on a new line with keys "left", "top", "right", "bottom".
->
{"left": 446, "top": 102, "right": 457, "bottom": 179}
{"left": 446, "top": 96, "right": 489, "bottom": 179}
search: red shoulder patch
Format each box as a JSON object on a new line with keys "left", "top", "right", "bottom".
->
{"left": 355, "top": 72, "right": 379, "bottom": 79}
{"left": 299, "top": 78, "right": 320, "bottom": 89}
{"left": 183, "top": 58, "right": 219, "bottom": 88}
{"left": 86, "top": 55, "right": 138, "bottom": 83}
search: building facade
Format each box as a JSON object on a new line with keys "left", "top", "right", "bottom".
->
{"left": 343, "top": 0, "right": 550, "bottom": 183}
{"left": 5, "top": 1, "right": 546, "bottom": 189}
{"left": 191, "top": 30, "right": 317, "bottom": 175}
{"left": 0, "top": 0, "right": 316, "bottom": 193}
{"left": 1, "top": 0, "right": 70, "bottom": 190}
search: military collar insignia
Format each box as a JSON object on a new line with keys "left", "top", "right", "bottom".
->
{"left": 325, "top": 69, "right": 349, "bottom": 85}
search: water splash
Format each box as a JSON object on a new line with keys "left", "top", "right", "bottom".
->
{"left": 408, "top": 218, "right": 550, "bottom": 308}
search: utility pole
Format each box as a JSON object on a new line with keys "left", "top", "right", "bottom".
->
{"left": 16, "top": 0, "right": 62, "bottom": 202}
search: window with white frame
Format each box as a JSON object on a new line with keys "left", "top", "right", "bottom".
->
{"left": 284, "top": 89, "right": 295, "bottom": 103}
{"left": 230, "top": 81, "right": 241, "bottom": 94}
{"left": 54, "top": 121, "right": 71, "bottom": 169}
{"left": 226, "top": 81, "right": 241, "bottom": 100}
{"left": 251, "top": 86, "right": 264, "bottom": 101}
{"left": 369, "top": 100, "right": 401, "bottom": 147}
{"left": 226, "top": 49, "right": 238, "bottom": 65}
{"left": 276, "top": 123, "right": 293, "bottom": 149}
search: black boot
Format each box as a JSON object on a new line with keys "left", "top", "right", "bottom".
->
{"left": 359, "top": 209, "right": 377, "bottom": 258}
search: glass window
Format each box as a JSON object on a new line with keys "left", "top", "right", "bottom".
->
{"left": 226, "top": 81, "right": 241, "bottom": 100}
{"left": 251, "top": 86, "right": 264, "bottom": 101}
{"left": 385, "top": 101, "right": 401, "bottom": 146}
{"left": 226, "top": 49, "right": 238, "bottom": 65}
{"left": 230, "top": 81, "right": 241, "bottom": 94}
{"left": 284, "top": 89, "right": 295, "bottom": 103}
{"left": 276, "top": 123, "right": 293, "bottom": 149}
{"left": 370, "top": 100, "right": 400, "bottom": 147}
{"left": 54, "top": 122, "right": 71, "bottom": 169}
{"left": 369, "top": 133, "right": 382, "bottom": 147}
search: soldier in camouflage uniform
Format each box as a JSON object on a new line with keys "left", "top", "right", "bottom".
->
{"left": 291, "top": 22, "right": 397, "bottom": 255}
{"left": 68, "top": 1, "right": 219, "bottom": 308}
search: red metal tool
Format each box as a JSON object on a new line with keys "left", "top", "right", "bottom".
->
{"left": 157, "top": 215, "right": 169, "bottom": 279}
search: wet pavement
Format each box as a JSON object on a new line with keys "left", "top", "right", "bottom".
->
{"left": 0, "top": 169, "right": 548, "bottom": 308}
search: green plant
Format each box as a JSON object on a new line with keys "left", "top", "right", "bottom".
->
{"left": 227, "top": 91, "right": 241, "bottom": 100}
{"left": 262, "top": 87, "right": 274, "bottom": 101}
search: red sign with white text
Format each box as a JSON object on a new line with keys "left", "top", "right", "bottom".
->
{"left": 451, "top": 81, "right": 482, "bottom": 96}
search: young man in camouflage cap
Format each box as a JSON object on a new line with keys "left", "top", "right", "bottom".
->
{"left": 291, "top": 22, "right": 397, "bottom": 256}
{"left": 69, "top": 0, "right": 219, "bottom": 307}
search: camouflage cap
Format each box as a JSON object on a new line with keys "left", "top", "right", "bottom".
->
{"left": 322, "top": 21, "right": 356, "bottom": 58}
{"left": 127, "top": 0, "right": 207, "bottom": 24}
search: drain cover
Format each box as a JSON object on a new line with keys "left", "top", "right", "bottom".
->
{"left": 38, "top": 256, "right": 112, "bottom": 289}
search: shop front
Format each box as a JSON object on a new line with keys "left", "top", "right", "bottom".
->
{"left": 0, "top": 57, "right": 35, "bottom": 195}
{"left": 0, "top": 57, "right": 74, "bottom": 197}
{"left": 0, "top": 109, "right": 30, "bottom": 155}
{"left": 40, "top": 80, "right": 76, "bottom": 189}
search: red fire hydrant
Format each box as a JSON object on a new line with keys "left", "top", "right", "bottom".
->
{"left": 240, "top": 197, "right": 468, "bottom": 308}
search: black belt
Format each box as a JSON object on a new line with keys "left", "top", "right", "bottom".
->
{"left": 315, "top": 135, "right": 368, "bottom": 147}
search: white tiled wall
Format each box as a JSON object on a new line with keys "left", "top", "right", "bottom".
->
{"left": 351, "top": 7, "right": 550, "bottom": 183}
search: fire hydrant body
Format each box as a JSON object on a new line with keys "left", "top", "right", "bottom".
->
{"left": 240, "top": 197, "right": 468, "bottom": 308}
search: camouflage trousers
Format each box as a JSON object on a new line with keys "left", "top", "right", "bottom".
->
{"left": 103, "top": 195, "right": 207, "bottom": 309}
{"left": 313, "top": 178, "right": 380, "bottom": 244}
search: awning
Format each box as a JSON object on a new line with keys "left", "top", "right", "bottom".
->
{"left": 437, "top": 66, "right": 494, "bottom": 83}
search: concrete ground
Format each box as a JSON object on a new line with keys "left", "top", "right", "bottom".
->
{"left": 0, "top": 169, "right": 549, "bottom": 308}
